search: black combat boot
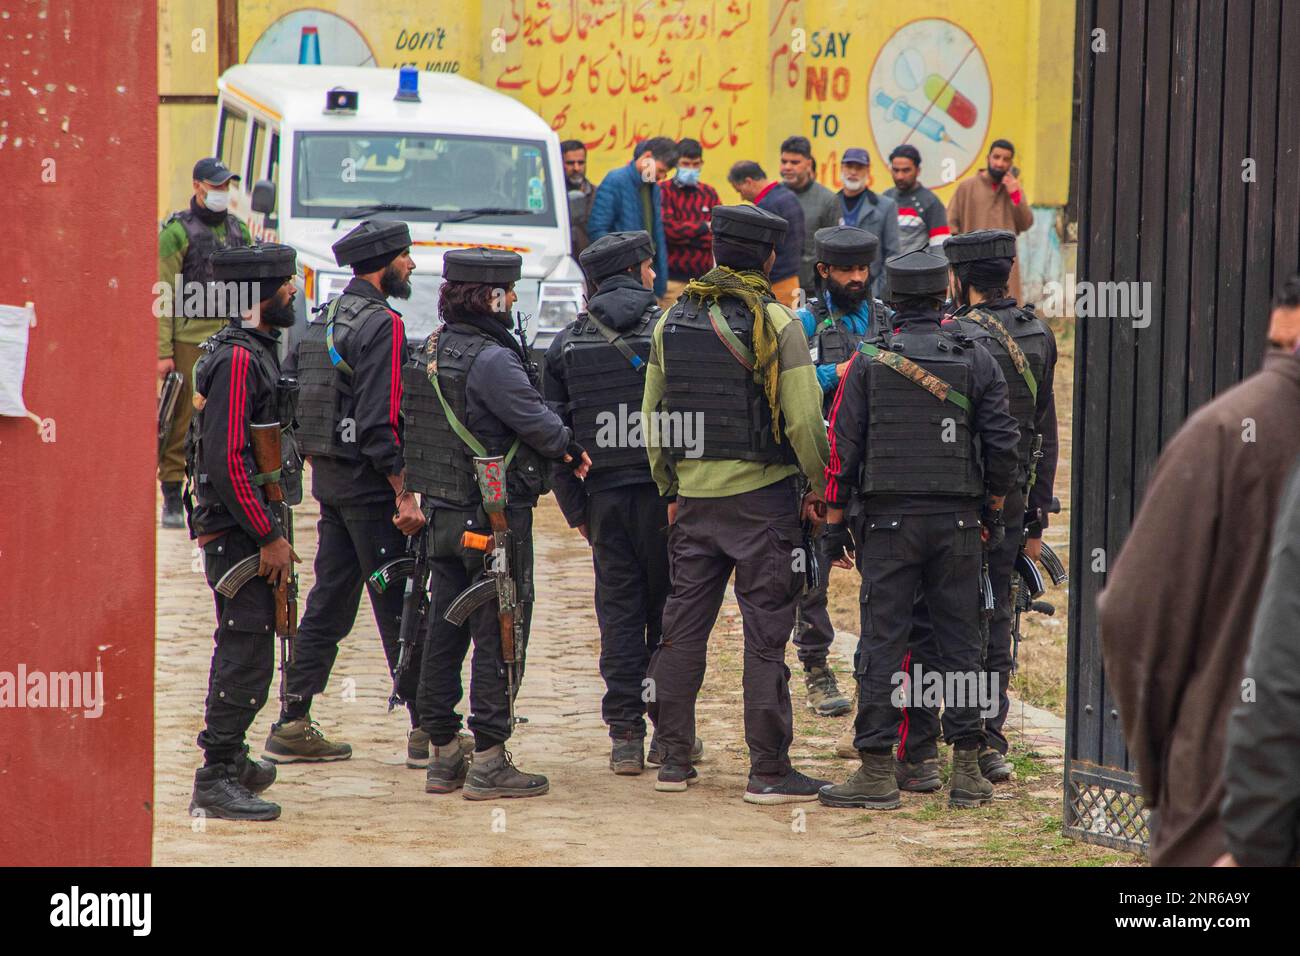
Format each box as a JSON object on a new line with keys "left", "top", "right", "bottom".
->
{"left": 463, "top": 745, "right": 549, "bottom": 800}
{"left": 235, "top": 750, "right": 277, "bottom": 795}
{"left": 818, "top": 752, "right": 901, "bottom": 809}
{"left": 949, "top": 746, "right": 994, "bottom": 808}
{"left": 979, "top": 747, "right": 1014, "bottom": 783}
{"left": 190, "top": 763, "right": 281, "bottom": 821}
{"left": 609, "top": 733, "right": 645, "bottom": 775}
{"left": 160, "top": 481, "right": 185, "bottom": 529}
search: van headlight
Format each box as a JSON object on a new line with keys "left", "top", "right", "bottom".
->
{"left": 315, "top": 271, "right": 351, "bottom": 308}
{"left": 537, "top": 280, "right": 584, "bottom": 331}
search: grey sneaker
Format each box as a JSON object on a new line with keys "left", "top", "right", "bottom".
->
{"left": 654, "top": 764, "right": 700, "bottom": 793}
{"left": 895, "top": 757, "right": 942, "bottom": 793}
{"left": 263, "top": 719, "right": 353, "bottom": 764}
{"left": 609, "top": 734, "right": 645, "bottom": 775}
{"left": 190, "top": 763, "right": 281, "bottom": 822}
{"left": 425, "top": 741, "right": 468, "bottom": 794}
{"left": 949, "top": 747, "right": 994, "bottom": 808}
{"left": 804, "top": 664, "right": 852, "bottom": 717}
{"left": 979, "top": 747, "right": 1014, "bottom": 783}
{"left": 463, "top": 745, "right": 549, "bottom": 800}
{"left": 744, "top": 769, "right": 833, "bottom": 805}
{"left": 818, "top": 753, "right": 902, "bottom": 809}
{"left": 646, "top": 735, "right": 704, "bottom": 767}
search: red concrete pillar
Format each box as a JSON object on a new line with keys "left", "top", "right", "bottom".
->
{"left": 0, "top": 1, "right": 157, "bottom": 865}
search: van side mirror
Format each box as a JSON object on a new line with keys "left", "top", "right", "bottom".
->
{"left": 251, "top": 179, "right": 277, "bottom": 215}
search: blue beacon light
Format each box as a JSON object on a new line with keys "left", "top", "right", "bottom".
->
{"left": 395, "top": 66, "right": 421, "bottom": 102}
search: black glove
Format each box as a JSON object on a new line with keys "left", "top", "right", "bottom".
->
{"left": 1022, "top": 507, "right": 1043, "bottom": 539}
{"left": 980, "top": 504, "right": 1006, "bottom": 551}
{"left": 565, "top": 440, "right": 588, "bottom": 470}
{"left": 823, "top": 521, "right": 855, "bottom": 563}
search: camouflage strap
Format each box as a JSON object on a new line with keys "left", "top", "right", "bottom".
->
{"left": 252, "top": 468, "right": 282, "bottom": 486}
{"left": 706, "top": 303, "right": 755, "bottom": 371}
{"left": 323, "top": 298, "right": 354, "bottom": 377}
{"left": 857, "top": 342, "right": 973, "bottom": 415}
{"left": 967, "top": 309, "right": 1038, "bottom": 403}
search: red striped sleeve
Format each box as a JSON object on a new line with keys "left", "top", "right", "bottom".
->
{"left": 388, "top": 312, "right": 404, "bottom": 446}
{"left": 929, "top": 225, "right": 951, "bottom": 238}
{"left": 227, "top": 347, "right": 271, "bottom": 537}
{"left": 823, "top": 351, "right": 859, "bottom": 504}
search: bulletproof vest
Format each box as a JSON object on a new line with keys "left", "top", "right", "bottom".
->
{"left": 953, "top": 304, "right": 1050, "bottom": 487}
{"left": 169, "top": 209, "right": 251, "bottom": 320}
{"left": 402, "top": 323, "right": 549, "bottom": 508}
{"left": 295, "top": 292, "right": 390, "bottom": 460}
{"left": 858, "top": 326, "right": 985, "bottom": 498}
{"left": 185, "top": 325, "right": 303, "bottom": 534}
{"left": 807, "top": 295, "right": 881, "bottom": 366}
{"left": 659, "top": 294, "right": 796, "bottom": 464}
{"left": 560, "top": 304, "right": 658, "bottom": 476}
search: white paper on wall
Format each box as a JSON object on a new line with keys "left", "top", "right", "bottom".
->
{"left": 0, "top": 301, "right": 38, "bottom": 420}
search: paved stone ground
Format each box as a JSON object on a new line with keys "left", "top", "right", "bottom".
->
{"left": 153, "top": 481, "right": 1113, "bottom": 867}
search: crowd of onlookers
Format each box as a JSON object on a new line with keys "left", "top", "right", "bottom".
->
{"left": 562, "top": 133, "right": 1035, "bottom": 308}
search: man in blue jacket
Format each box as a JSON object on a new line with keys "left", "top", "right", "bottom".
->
{"left": 588, "top": 138, "right": 678, "bottom": 299}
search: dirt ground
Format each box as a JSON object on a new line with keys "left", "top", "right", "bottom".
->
{"left": 153, "top": 388, "right": 1128, "bottom": 867}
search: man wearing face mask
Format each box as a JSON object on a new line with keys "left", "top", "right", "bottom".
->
{"left": 185, "top": 243, "right": 300, "bottom": 821}
{"left": 835, "top": 148, "right": 898, "bottom": 300}
{"left": 157, "top": 157, "right": 252, "bottom": 530}
{"left": 265, "top": 219, "right": 428, "bottom": 765}
{"left": 659, "top": 138, "right": 720, "bottom": 307}
{"left": 561, "top": 139, "right": 596, "bottom": 256}
{"left": 947, "top": 139, "right": 1034, "bottom": 301}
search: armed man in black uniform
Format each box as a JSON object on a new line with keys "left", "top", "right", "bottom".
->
{"left": 410, "top": 248, "right": 590, "bottom": 800}
{"left": 792, "top": 225, "right": 888, "bottom": 721}
{"left": 643, "top": 204, "right": 834, "bottom": 804}
{"left": 265, "top": 220, "right": 427, "bottom": 765}
{"left": 185, "top": 243, "right": 301, "bottom": 821}
{"left": 541, "top": 231, "right": 673, "bottom": 776}
{"left": 893, "top": 229, "right": 1059, "bottom": 786}
{"left": 818, "top": 249, "right": 1020, "bottom": 811}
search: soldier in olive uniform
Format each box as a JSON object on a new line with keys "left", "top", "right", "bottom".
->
{"left": 185, "top": 243, "right": 300, "bottom": 821}
{"left": 818, "top": 250, "right": 1020, "bottom": 811}
{"left": 643, "top": 204, "right": 833, "bottom": 805}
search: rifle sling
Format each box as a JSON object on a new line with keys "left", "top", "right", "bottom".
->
{"left": 585, "top": 313, "right": 645, "bottom": 371}
{"left": 967, "top": 309, "right": 1038, "bottom": 402}
{"left": 427, "top": 369, "right": 521, "bottom": 469}
{"left": 857, "top": 342, "right": 973, "bottom": 415}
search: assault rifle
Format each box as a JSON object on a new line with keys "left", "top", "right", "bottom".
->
{"left": 214, "top": 422, "right": 301, "bottom": 707}
{"left": 369, "top": 512, "right": 432, "bottom": 712}
{"left": 443, "top": 455, "right": 527, "bottom": 728}
{"left": 157, "top": 370, "right": 183, "bottom": 458}
{"left": 1010, "top": 488, "right": 1068, "bottom": 674}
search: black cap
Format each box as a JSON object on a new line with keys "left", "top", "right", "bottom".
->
{"left": 443, "top": 247, "right": 523, "bottom": 284}
{"left": 885, "top": 250, "right": 950, "bottom": 296}
{"left": 711, "top": 204, "right": 788, "bottom": 247}
{"left": 579, "top": 231, "right": 653, "bottom": 281}
{"left": 193, "top": 157, "right": 239, "bottom": 185}
{"left": 814, "top": 226, "right": 879, "bottom": 268}
{"left": 332, "top": 220, "right": 412, "bottom": 268}
{"left": 944, "top": 228, "right": 1017, "bottom": 264}
{"left": 210, "top": 243, "right": 297, "bottom": 283}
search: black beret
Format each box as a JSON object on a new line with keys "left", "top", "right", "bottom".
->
{"left": 331, "top": 219, "right": 412, "bottom": 267}
{"left": 443, "top": 247, "right": 523, "bottom": 284}
{"left": 210, "top": 243, "right": 297, "bottom": 281}
{"left": 944, "top": 228, "right": 1017, "bottom": 264}
{"left": 885, "top": 250, "right": 950, "bottom": 296}
{"left": 579, "top": 231, "right": 654, "bottom": 281}
{"left": 711, "top": 203, "right": 788, "bottom": 246}
{"left": 814, "top": 226, "right": 879, "bottom": 267}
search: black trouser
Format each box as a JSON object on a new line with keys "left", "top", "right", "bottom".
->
{"left": 282, "top": 499, "right": 420, "bottom": 725}
{"left": 792, "top": 532, "right": 835, "bottom": 668}
{"left": 649, "top": 477, "right": 803, "bottom": 776}
{"left": 851, "top": 508, "right": 986, "bottom": 754}
{"left": 588, "top": 483, "right": 672, "bottom": 739}
{"left": 198, "top": 529, "right": 276, "bottom": 765}
{"left": 899, "top": 490, "right": 1025, "bottom": 760}
{"left": 417, "top": 506, "right": 534, "bottom": 750}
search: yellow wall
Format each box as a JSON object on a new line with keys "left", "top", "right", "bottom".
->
{"left": 159, "top": 0, "right": 1075, "bottom": 220}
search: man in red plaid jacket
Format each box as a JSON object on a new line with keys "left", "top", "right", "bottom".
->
{"left": 659, "top": 138, "right": 720, "bottom": 308}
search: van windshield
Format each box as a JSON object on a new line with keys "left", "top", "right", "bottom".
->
{"left": 291, "top": 131, "right": 557, "bottom": 227}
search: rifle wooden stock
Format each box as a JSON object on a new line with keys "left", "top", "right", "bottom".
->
{"left": 250, "top": 424, "right": 284, "bottom": 503}
{"left": 488, "top": 510, "right": 516, "bottom": 666}
{"left": 249, "top": 423, "right": 296, "bottom": 640}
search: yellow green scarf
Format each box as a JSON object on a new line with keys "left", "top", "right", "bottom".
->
{"left": 682, "top": 266, "right": 782, "bottom": 440}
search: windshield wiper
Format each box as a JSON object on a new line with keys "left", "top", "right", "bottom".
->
{"left": 443, "top": 207, "right": 536, "bottom": 224}
{"left": 332, "top": 203, "right": 434, "bottom": 228}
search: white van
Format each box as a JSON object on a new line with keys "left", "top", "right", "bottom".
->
{"left": 212, "top": 64, "right": 584, "bottom": 351}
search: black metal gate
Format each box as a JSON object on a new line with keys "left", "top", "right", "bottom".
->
{"left": 1066, "top": 0, "right": 1300, "bottom": 851}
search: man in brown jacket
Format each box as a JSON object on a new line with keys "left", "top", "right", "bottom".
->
{"left": 946, "top": 140, "right": 1033, "bottom": 300}
{"left": 1098, "top": 275, "right": 1300, "bottom": 866}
